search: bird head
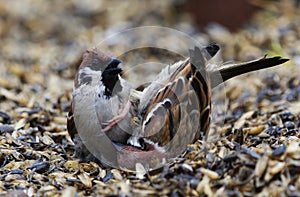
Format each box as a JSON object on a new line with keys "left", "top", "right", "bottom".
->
{"left": 74, "top": 48, "right": 123, "bottom": 98}
{"left": 74, "top": 48, "right": 123, "bottom": 89}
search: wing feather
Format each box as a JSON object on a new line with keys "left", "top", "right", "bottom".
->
{"left": 141, "top": 47, "right": 212, "bottom": 146}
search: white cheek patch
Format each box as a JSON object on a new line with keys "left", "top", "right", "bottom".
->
{"left": 78, "top": 67, "right": 102, "bottom": 86}
{"left": 96, "top": 85, "right": 107, "bottom": 99}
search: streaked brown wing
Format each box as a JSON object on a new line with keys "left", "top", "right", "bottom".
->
{"left": 142, "top": 54, "right": 211, "bottom": 147}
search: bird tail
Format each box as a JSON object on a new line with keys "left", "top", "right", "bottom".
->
{"left": 210, "top": 55, "right": 289, "bottom": 88}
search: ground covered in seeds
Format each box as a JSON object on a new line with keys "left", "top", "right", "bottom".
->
{"left": 0, "top": 0, "right": 299, "bottom": 196}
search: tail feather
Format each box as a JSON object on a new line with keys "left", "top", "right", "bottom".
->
{"left": 210, "top": 56, "right": 289, "bottom": 88}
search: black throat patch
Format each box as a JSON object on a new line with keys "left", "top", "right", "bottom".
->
{"left": 101, "top": 59, "right": 123, "bottom": 98}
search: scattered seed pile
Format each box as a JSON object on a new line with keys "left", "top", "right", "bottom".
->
{"left": 0, "top": 0, "right": 299, "bottom": 196}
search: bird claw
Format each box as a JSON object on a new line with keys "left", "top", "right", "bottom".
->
{"left": 102, "top": 122, "right": 113, "bottom": 132}
{"left": 102, "top": 101, "right": 132, "bottom": 133}
{"left": 102, "top": 115, "right": 124, "bottom": 132}
{"left": 102, "top": 125, "right": 111, "bottom": 132}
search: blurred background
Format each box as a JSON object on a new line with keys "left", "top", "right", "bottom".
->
{"left": 0, "top": 0, "right": 299, "bottom": 195}
{"left": 0, "top": 0, "right": 298, "bottom": 120}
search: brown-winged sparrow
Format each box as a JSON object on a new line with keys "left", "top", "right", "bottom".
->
{"left": 67, "top": 44, "right": 288, "bottom": 169}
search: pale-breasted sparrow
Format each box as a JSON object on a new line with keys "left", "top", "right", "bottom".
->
{"left": 67, "top": 44, "right": 288, "bottom": 169}
{"left": 67, "top": 48, "right": 133, "bottom": 165}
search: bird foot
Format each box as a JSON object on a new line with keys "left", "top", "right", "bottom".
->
{"left": 102, "top": 101, "right": 131, "bottom": 132}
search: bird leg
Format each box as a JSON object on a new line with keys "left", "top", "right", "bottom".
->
{"left": 102, "top": 101, "right": 131, "bottom": 132}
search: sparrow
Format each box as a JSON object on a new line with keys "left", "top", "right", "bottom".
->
{"left": 67, "top": 48, "right": 134, "bottom": 166}
{"left": 67, "top": 44, "right": 288, "bottom": 170}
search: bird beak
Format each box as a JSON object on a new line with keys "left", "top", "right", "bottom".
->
{"left": 109, "top": 58, "right": 123, "bottom": 75}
